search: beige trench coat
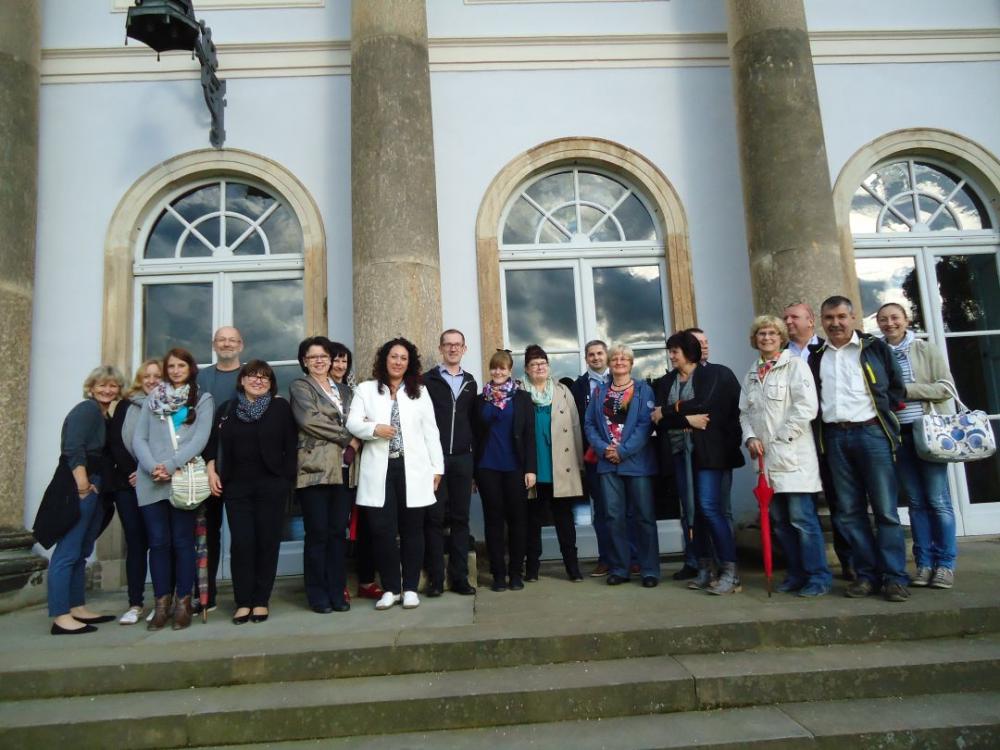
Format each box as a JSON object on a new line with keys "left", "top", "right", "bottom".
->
{"left": 289, "top": 377, "right": 354, "bottom": 489}
{"left": 530, "top": 382, "right": 584, "bottom": 499}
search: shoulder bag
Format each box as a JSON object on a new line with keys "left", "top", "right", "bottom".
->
{"left": 914, "top": 380, "right": 996, "bottom": 463}
{"left": 167, "top": 417, "right": 211, "bottom": 510}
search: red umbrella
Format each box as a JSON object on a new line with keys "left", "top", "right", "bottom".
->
{"left": 753, "top": 454, "right": 774, "bottom": 597}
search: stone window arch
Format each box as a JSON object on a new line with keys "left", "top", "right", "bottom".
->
{"left": 476, "top": 137, "right": 695, "bottom": 377}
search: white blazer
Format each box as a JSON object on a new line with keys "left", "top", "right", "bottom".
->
{"left": 347, "top": 380, "right": 444, "bottom": 508}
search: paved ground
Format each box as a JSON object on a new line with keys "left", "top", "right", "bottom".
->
{"left": 3, "top": 536, "right": 998, "bottom": 670}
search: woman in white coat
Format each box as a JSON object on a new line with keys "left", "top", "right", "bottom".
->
{"left": 739, "top": 316, "right": 832, "bottom": 597}
{"left": 347, "top": 338, "right": 444, "bottom": 610}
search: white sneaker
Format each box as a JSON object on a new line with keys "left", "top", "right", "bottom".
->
{"left": 146, "top": 608, "right": 156, "bottom": 623}
{"left": 402, "top": 591, "right": 420, "bottom": 609}
{"left": 119, "top": 606, "right": 144, "bottom": 625}
{"left": 375, "top": 592, "right": 400, "bottom": 611}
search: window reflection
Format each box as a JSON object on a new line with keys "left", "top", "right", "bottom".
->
{"left": 525, "top": 171, "right": 573, "bottom": 212}
{"left": 226, "top": 182, "right": 275, "bottom": 221}
{"left": 632, "top": 348, "right": 669, "bottom": 383}
{"left": 593, "top": 265, "right": 666, "bottom": 346}
{"left": 146, "top": 212, "right": 185, "bottom": 259}
{"left": 173, "top": 184, "right": 219, "bottom": 224}
{"left": 233, "top": 279, "right": 304, "bottom": 362}
{"left": 505, "top": 268, "right": 578, "bottom": 350}
{"left": 262, "top": 205, "right": 304, "bottom": 255}
{"left": 512, "top": 351, "right": 580, "bottom": 385}
{"left": 854, "top": 257, "right": 924, "bottom": 333}
{"left": 937, "top": 255, "right": 1000, "bottom": 333}
{"left": 142, "top": 283, "right": 213, "bottom": 362}
{"left": 579, "top": 172, "right": 626, "bottom": 210}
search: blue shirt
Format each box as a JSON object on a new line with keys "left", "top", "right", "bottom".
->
{"left": 478, "top": 400, "right": 517, "bottom": 472}
{"left": 534, "top": 404, "right": 553, "bottom": 483}
{"left": 438, "top": 365, "right": 466, "bottom": 400}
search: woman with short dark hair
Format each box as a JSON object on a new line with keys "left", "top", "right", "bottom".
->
{"left": 206, "top": 360, "right": 297, "bottom": 624}
{"left": 347, "top": 338, "right": 444, "bottom": 610}
{"left": 289, "top": 336, "right": 362, "bottom": 614}
{"left": 133, "top": 347, "right": 214, "bottom": 630}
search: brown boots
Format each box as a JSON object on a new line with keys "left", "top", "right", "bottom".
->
{"left": 147, "top": 594, "right": 173, "bottom": 631}
{"left": 172, "top": 595, "right": 193, "bottom": 630}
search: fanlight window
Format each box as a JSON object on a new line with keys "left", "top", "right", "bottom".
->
{"left": 144, "top": 180, "right": 304, "bottom": 259}
{"left": 502, "top": 168, "right": 657, "bottom": 246}
{"left": 850, "top": 159, "right": 992, "bottom": 234}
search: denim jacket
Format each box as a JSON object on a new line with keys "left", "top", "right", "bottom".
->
{"left": 584, "top": 379, "right": 658, "bottom": 476}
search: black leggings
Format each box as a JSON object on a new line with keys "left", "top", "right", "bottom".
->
{"left": 477, "top": 468, "right": 527, "bottom": 580}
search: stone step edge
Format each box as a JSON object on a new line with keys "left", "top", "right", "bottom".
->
{"left": 1, "top": 640, "right": 998, "bottom": 749}
{"left": 3, "top": 603, "right": 998, "bottom": 702}
{"left": 196, "top": 690, "right": 1000, "bottom": 750}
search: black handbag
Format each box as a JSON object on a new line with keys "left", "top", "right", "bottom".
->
{"left": 32, "top": 458, "right": 81, "bottom": 550}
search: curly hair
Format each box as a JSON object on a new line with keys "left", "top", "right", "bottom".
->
{"left": 163, "top": 347, "right": 200, "bottom": 424}
{"left": 372, "top": 337, "right": 422, "bottom": 399}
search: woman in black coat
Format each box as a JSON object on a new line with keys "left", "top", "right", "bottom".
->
{"left": 205, "top": 360, "right": 297, "bottom": 624}
{"left": 473, "top": 349, "right": 537, "bottom": 592}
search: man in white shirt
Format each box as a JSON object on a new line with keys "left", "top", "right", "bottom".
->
{"left": 783, "top": 302, "right": 821, "bottom": 361}
{"left": 808, "top": 296, "right": 908, "bottom": 602}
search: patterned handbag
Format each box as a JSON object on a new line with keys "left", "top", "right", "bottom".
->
{"left": 913, "top": 380, "right": 996, "bottom": 463}
{"left": 167, "top": 417, "right": 211, "bottom": 510}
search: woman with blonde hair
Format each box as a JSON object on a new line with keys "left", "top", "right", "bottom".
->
{"left": 42, "top": 365, "right": 125, "bottom": 634}
{"left": 739, "top": 315, "right": 831, "bottom": 596}
{"left": 105, "top": 358, "right": 161, "bottom": 624}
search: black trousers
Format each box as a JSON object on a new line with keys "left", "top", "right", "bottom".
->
{"left": 299, "top": 482, "right": 352, "bottom": 609}
{"left": 526, "top": 482, "right": 580, "bottom": 577}
{"left": 477, "top": 467, "right": 527, "bottom": 580}
{"left": 343, "top": 467, "right": 377, "bottom": 585}
{"left": 367, "top": 458, "right": 425, "bottom": 594}
{"left": 424, "top": 452, "right": 474, "bottom": 587}
{"left": 225, "top": 477, "right": 289, "bottom": 608}
{"left": 194, "top": 493, "right": 224, "bottom": 605}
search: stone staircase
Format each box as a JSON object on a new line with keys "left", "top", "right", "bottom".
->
{"left": 1, "top": 591, "right": 999, "bottom": 749}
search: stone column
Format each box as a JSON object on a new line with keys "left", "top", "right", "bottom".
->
{"left": 0, "top": 1, "right": 47, "bottom": 610}
{"left": 726, "top": 0, "right": 857, "bottom": 316}
{"left": 351, "top": 0, "right": 443, "bottom": 371}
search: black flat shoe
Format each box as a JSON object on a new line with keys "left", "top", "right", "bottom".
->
{"left": 450, "top": 583, "right": 477, "bottom": 596}
{"left": 311, "top": 604, "right": 333, "bottom": 614}
{"left": 490, "top": 580, "right": 507, "bottom": 592}
{"left": 250, "top": 612, "right": 269, "bottom": 623}
{"left": 607, "top": 574, "right": 630, "bottom": 585}
{"left": 508, "top": 578, "right": 524, "bottom": 591}
{"left": 523, "top": 574, "right": 539, "bottom": 583}
{"left": 672, "top": 565, "right": 698, "bottom": 581}
{"left": 642, "top": 576, "right": 659, "bottom": 588}
{"left": 73, "top": 614, "right": 115, "bottom": 624}
{"left": 425, "top": 584, "right": 444, "bottom": 598}
{"left": 51, "top": 622, "right": 97, "bottom": 635}
{"left": 331, "top": 601, "right": 350, "bottom": 612}
{"left": 232, "top": 613, "right": 251, "bottom": 625}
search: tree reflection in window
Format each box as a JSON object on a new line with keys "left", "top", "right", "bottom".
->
{"left": 144, "top": 180, "right": 304, "bottom": 259}
{"left": 503, "top": 168, "right": 657, "bottom": 245}
{"left": 850, "top": 159, "right": 991, "bottom": 233}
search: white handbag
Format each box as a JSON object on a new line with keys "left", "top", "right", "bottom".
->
{"left": 167, "top": 417, "right": 211, "bottom": 510}
{"left": 913, "top": 380, "right": 996, "bottom": 463}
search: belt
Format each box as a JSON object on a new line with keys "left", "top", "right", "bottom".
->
{"left": 825, "top": 418, "right": 879, "bottom": 430}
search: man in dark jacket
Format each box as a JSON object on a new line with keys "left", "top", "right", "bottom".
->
{"left": 808, "top": 295, "right": 908, "bottom": 602}
{"left": 423, "top": 329, "right": 478, "bottom": 596}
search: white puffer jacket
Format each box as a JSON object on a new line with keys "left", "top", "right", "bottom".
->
{"left": 738, "top": 350, "right": 821, "bottom": 494}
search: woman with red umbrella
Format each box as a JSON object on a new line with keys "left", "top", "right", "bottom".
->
{"left": 739, "top": 315, "right": 832, "bottom": 597}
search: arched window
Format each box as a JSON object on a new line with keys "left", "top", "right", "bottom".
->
{"left": 843, "top": 142, "right": 1000, "bottom": 526}
{"left": 133, "top": 177, "right": 306, "bottom": 392}
{"left": 499, "top": 166, "right": 669, "bottom": 380}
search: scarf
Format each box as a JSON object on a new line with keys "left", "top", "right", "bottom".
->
{"left": 525, "top": 377, "right": 554, "bottom": 407}
{"left": 483, "top": 378, "right": 516, "bottom": 410}
{"left": 147, "top": 382, "right": 189, "bottom": 417}
{"left": 236, "top": 392, "right": 271, "bottom": 423}
{"left": 756, "top": 355, "right": 780, "bottom": 382}
{"left": 887, "top": 329, "right": 915, "bottom": 355}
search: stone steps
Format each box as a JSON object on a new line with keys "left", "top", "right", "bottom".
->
{"left": 201, "top": 691, "right": 1000, "bottom": 749}
{"left": 2, "top": 634, "right": 998, "bottom": 749}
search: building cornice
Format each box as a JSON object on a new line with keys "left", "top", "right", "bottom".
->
{"left": 41, "top": 28, "right": 1000, "bottom": 84}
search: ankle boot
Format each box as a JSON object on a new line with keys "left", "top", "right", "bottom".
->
{"left": 708, "top": 563, "right": 742, "bottom": 595}
{"left": 147, "top": 594, "right": 173, "bottom": 631}
{"left": 171, "top": 595, "right": 193, "bottom": 630}
{"left": 565, "top": 557, "right": 583, "bottom": 581}
{"left": 687, "top": 559, "right": 715, "bottom": 590}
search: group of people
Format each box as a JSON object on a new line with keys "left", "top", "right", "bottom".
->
{"left": 41, "top": 291, "right": 959, "bottom": 634}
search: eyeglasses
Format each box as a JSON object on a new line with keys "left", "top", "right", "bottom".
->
{"left": 244, "top": 375, "right": 271, "bottom": 383}
{"left": 441, "top": 343, "right": 465, "bottom": 349}
{"left": 214, "top": 337, "right": 242, "bottom": 345}
{"left": 527, "top": 361, "right": 548, "bottom": 369}
{"left": 304, "top": 355, "right": 331, "bottom": 362}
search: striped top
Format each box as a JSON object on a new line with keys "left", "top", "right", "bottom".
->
{"left": 887, "top": 332, "right": 925, "bottom": 425}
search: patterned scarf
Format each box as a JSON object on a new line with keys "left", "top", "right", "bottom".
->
{"left": 756, "top": 355, "right": 780, "bottom": 382}
{"left": 603, "top": 382, "right": 635, "bottom": 444}
{"left": 525, "top": 377, "right": 554, "bottom": 407}
{"left": 483, "top": 378, "right": 516, "bottom": 409}
{"left": 147, "top": 382, "right": 189, "bottom": 416}
{"left": 236, "top": 392, "right": 271, "bottom": 423}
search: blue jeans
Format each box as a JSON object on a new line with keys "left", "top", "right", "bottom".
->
{"left": 896, "top": 427, "right": 957, "bottom": 570}
{"left": 600, "top": 472, "right": 659, "bottom": 579}
{"left": 824, "top": 424, "right": 907, "bottom": 586}
{"left": 770, "top": 492, "right": 832, "bottom": 589}
{"left": 673, "top": 455, "right": 735, "bottom": 565}
{"left": 586, "top": 463, "right": 612, "bottom": 565}
{"left": 676, "top": 457, "right": 732, "bottom": 568}
{"left": 141, "top": 499, "right": 197, "bottom": 598}
{"left": 47, "top": 479, "right": 104, "bottom": 617}
{"left": 113, "top": 488, "right": 149, "bottom": 607}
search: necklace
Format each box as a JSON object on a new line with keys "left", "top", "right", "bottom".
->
{"left": 611, "top": 379, "right": 633, "bottom": 391}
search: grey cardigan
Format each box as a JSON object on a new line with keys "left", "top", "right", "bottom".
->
{"left": 131, "top": 392, "right": 214, "bottom": 507}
